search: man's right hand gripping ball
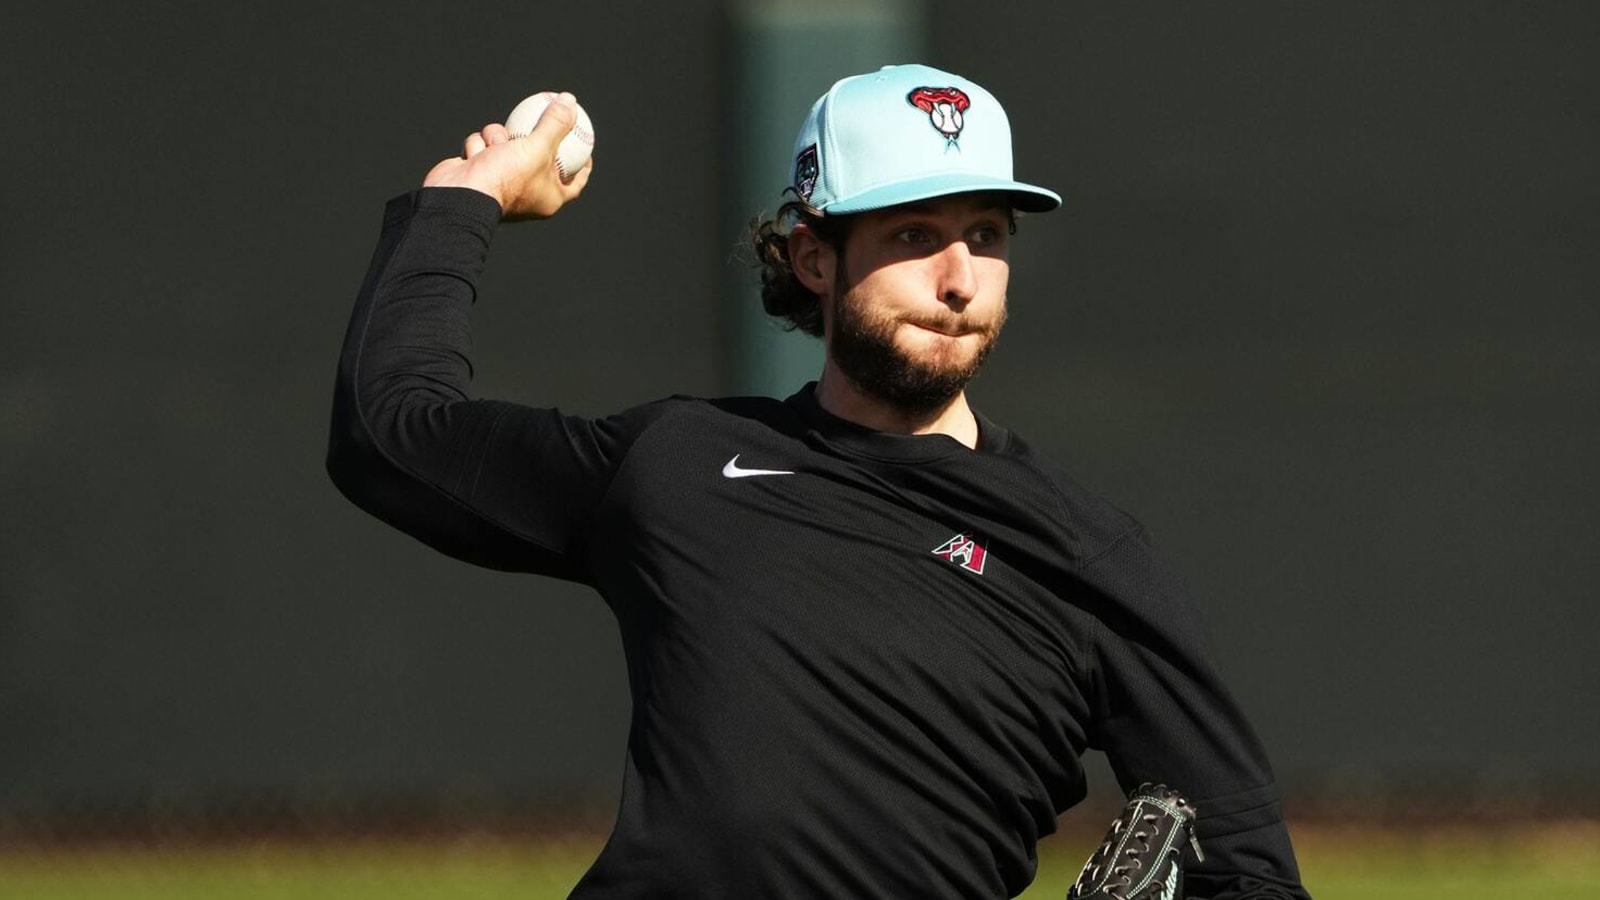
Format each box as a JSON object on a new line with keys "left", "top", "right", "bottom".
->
{"left": 422, "top": 90, "right": 592, "bottom": 221}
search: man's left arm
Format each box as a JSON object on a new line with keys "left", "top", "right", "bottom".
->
{"left": 1079, "top": 529, "right": 1312, "bottom": 900}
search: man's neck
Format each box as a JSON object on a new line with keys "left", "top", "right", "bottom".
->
{"left": 814, "top": 367, "right": 980, "bottom": 449}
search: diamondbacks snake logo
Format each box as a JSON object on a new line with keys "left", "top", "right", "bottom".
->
{"left": 907, "top": 86, "right": 972, "bottom": 147}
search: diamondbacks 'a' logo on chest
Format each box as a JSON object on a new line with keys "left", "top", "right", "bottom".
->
{"left": 932, "top": 533, "right": 988, "bottom": 575}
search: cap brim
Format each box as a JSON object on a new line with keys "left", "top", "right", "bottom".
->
{"left": 820, "top": 172, "right": 1062, "bottom": 215}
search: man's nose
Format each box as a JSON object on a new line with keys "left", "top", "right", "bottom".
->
{"left": 936, "top": 240, "right": 979, "bottom": 309}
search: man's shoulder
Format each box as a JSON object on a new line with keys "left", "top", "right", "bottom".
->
{"left": 979, "top": 421, "right": 1147, "bottom": 564}
{"left": 598, "top": 392, "right": 807, "bottom": 443}
{"left": 614, "top": 393, "right": 801, "bottom": 423}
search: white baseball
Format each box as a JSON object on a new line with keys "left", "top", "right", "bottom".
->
{"left": 505, "top": 91, "right": 595, "bottom": 183}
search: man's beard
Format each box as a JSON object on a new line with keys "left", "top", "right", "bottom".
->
{"left": 827, "top": 285, "right": 1005, "bottom": 417}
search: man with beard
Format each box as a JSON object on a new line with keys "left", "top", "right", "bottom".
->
{"left": 328, "top": 65, "right": 1310, "bottom": 899}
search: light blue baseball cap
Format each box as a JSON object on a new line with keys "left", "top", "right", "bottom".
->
{"left": 788, "top": 64, "right": 1061, "bottom": 215}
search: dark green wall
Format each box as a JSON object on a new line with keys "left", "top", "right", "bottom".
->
{"left": 2, "top": 2, "right": 1594, "bottom": 826}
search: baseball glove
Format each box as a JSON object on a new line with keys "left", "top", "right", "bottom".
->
{"left": 1067, "top": 783, "right": 1202, "bottom": 900}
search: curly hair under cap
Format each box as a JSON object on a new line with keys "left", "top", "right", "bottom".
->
{"left": 748, "top": 191, "right": 852, "bottom": 338}
{"left": 749, "top": 191, "right": 1020, "bottom": 337}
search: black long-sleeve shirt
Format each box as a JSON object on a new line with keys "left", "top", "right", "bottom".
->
{"left": 327, "top": 187, "right": 1311, "bottom": 899}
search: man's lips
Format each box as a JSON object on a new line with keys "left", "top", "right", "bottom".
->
{"left": 907, "top": 320, "right": 982, "bottom": 337}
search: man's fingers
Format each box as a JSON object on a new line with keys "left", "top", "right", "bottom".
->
{"left": 549, "top": 158, "right": 593, "bottom": 201}
{"left": 565, "top": 156, "right": 594, "bottom": 192}
{"left": 530, "top": 92, "right": 578, "bottom": 142}
{"left": 462, "top": 122, "right": 513, "bottom": 159}
{"left": 430, "top": 93, "right": 590, "bottom": 219}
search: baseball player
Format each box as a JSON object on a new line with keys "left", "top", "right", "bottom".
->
{"left": 328, "top": 64, "right": 1311, "bottom": 899}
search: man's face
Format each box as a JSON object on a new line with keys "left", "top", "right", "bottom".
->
{"left": 822, "top": 193, "right": 1012, "bottom": 415}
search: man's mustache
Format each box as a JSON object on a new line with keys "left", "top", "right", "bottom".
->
{"left": 899, "top": 312, "right": 1001, "bottom": 337}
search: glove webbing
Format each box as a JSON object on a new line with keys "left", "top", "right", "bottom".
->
{"left": 1067, "top": 783, "right": 1202, "bottom": 900}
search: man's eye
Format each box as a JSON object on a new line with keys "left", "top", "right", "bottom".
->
{"left": 895, "top": 228, "right": 931, "bottom": 245}
{"left": 970, "top": 223, "right": 1011, "bottom": 247}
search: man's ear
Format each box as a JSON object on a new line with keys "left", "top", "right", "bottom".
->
{"left": 787, "top": 225, "right": 834, "bottom": 296}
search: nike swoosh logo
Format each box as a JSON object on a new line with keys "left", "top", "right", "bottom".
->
{"left": 721, "top": 454, "right": 795, "bottom": 478}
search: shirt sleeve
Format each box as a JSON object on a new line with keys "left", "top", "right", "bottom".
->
{"left": 326, "top": 187, "right": 670, "bottom": 581}
{"left": 1080, "top": 529, "right": 1312, "bottom": 900}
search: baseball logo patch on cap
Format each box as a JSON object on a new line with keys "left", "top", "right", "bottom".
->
{"left": 793, "top": 144, "right": 819, "bottom": 200}
{"left": 783, "top": 64, "right": 1060, "bottom": 214}
{"left": 907, "top": 87, "right": 971, "bottom": 147}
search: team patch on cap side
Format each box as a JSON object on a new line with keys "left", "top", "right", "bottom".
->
{"left": 793, "top": 144, "right": 819, "bottom": 200}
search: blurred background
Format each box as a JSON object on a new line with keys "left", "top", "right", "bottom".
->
{"left": 2, "top": 1, "right": 1596, "bottom": 897}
